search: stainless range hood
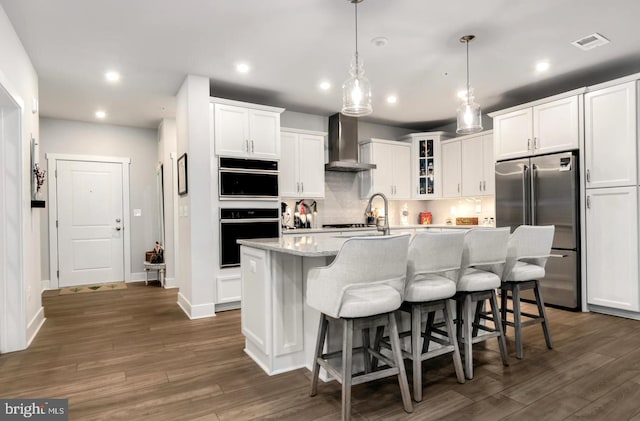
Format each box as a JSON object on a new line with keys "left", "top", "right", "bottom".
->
{"left": 325, "top": 113, "right": 376, "bottom": 172}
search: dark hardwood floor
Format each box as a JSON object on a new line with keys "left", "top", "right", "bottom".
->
{"left": 2, "top": 282, "right": 640, "bottom": 420}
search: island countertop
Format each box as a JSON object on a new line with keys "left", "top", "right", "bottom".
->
{"left": 237, "top": 235, "right": 352, "bottom": 257}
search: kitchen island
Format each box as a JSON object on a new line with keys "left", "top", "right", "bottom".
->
{"left": 237, "top": 235, "right": 349, "bottom": 375}
{"left": 238, "top": 228, "right": 480, "bottom": 376}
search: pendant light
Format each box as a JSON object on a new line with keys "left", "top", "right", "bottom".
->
{"left": 342, "top": 0, "right": 372, "bottom": 117}
{"left": 456, "top": 35, "right": 482, "bottom": 134}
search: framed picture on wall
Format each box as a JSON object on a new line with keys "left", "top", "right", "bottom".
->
{"left": 177, "top": 153, "right": 188, "bottom": 196}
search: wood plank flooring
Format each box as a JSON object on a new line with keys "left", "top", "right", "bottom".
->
{"left": 2, "top": 283, "right": 640, "bottom": 420}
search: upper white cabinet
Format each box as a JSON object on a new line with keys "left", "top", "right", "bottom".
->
{"left": 584, "top": 81, "right": 637, "bottom": 188}
{"left": 212, "top": 100, "right": 284, "bottom": 160}
{"left": 279, "top": 129, "right": 326, "bottom": 198}
{"left": 360, "top": 138, "right": 411, "bottom": 200}
{"left": 441, "top": 139, "right": 462, "bottom": 198}
{"left": 493, "top": 95, "right": 580, "bottom": 161}
{"left": 399, "top": 132, "right": 452, "bottom": 199}
{"left": 461, "top": 131, "right": 494, "bottom": 196}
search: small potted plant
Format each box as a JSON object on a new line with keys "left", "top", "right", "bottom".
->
{"left": 31, "top": 162, "right": 46, "bottom": 208}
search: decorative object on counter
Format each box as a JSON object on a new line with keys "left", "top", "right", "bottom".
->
{"left": 455, "top": 217, "right": 478, "bottom": 225}
{"left": 419, "top": 212, "right": 432, "bottom": 225}
{"left": 30, "top": 136, "right": 46, "bottom": 208}
{"left": 456, "top": 35, "right": 483, "bottom": 135}
{"left": 294, "top": 199, "right": 311, "bottom": 229}
{"left": 281, "top": 201, "right": 291, "bottom": 228}
{"left": 177, "top": 153, "right": 188, "bottom": 196}
{"left": 342, "top": 0, "right": 372, "bottom": 117}
{"left": 309, "top": 200, "right": 318, "bottom": 229}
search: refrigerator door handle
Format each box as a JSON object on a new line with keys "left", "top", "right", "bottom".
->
{"left": 531, "top": 163, "right": 537, "bottom": 225}
{"left": 522, "top": 164, "right": 529, "bottom": 225}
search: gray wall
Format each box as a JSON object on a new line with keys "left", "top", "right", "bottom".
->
{"left": 39, "top": 118, "right": 159, "bottom": 278}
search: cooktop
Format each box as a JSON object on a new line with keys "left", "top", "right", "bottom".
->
{"left": 322, "top": 223, "right": 376, "bottom": 229}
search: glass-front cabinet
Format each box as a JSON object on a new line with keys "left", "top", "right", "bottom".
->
{"left": 399, "top": 132, "right": 453, "bottom": 199}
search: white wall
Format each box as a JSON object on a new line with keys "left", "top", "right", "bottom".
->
{"left": 157, "top": 118, "right": 177, "bottom": 287}
{"left": 0, "top": 4, "right": 43, "bottom": 351}
{"left": 175, "top": 75, "right": 216, "bottom": 319}
{"left": 39, "top": 118, "right": 159, "bottom": 278}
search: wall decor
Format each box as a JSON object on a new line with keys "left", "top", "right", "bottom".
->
{"left": 177, "top": 153, "right": 188, "bottom": 196}
{"left": 31, "top": 135, "right": 46, "bottom": 208}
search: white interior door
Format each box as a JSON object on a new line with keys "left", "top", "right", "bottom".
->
{"left": 57, "top": 160, "right": 124, "bottom": 286}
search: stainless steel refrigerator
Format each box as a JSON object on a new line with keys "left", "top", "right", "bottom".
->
{"left": 495, "top": 151, "right": 580, "bottom": 310}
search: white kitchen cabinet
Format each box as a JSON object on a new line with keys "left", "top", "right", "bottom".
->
{"left": 213, "top": 100, "right": 283, "bottom": 160}
{"left": 586, "top": 186, "right": 639, "bottom": 311}
{"left": 441, "top": 139, "right": 461, "bottom": 198}
{"left": 360, "top": 138, "right": 411, "bottom": 200}
{"left": 584, "top": 81, "right": 637, "bottom": 188}
{"left": 493, "top": 95, "right": 580, "bottom": 161}
{"left": 461, "top": 131, "right": 494, "bottom": 196}
{"left": 279, "top": 129, "right": 326, "bottom": 198}
{"left": 398, "top": 132, "right": 452, "bottom": 199}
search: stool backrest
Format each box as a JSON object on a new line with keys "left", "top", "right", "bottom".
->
{"left": 406, "top": 231, "right": 465, "bottom": 286}
{"left": 459, "top": 227, "right": 510, "bottom": 279}
{"left": 503, "top": 225, "right": 555, "bottom": 279}
{"left": 306, "top": 234, "right": 411, "bottom": 318}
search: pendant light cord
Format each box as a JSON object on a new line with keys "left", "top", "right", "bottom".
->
{"left": 465, "top": 39, "right": 470, "bottom": 105}
{"left": 354, "top": 1, "right": 359, "bottom": 69}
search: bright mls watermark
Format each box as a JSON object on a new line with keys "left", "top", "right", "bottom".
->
{"left": 0, "top": 400, "right": 68, "bottom": 420}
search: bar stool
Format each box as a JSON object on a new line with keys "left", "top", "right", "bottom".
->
{"left": 307, "top": 234, "right": 413, "bottom": 421}
{"left": 455, "top": 227, "right": 510, "bottom": 379}
{"left": 399, "top": 231, "right": 466, "bottom": 402}
{"left": 500, "top": 225, "right": 555, "bottom": 359}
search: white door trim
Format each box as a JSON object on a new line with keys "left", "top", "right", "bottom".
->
{"left": 46, "top": 153, "right": 132, "bottom": 289}
{"left": 0, "top": 69, "right": 26, "bottom": 353}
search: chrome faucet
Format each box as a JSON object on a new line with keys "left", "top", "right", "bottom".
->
{"left": 364, "top": 192, "right": 390, "bottom": 235}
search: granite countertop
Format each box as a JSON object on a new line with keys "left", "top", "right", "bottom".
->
{"left": 239, "top": 231, "right": 415, "bottom": 257}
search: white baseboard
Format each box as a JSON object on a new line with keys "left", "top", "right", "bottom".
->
{"left": 26, "top": 307, "right": 46, "bottom": 348}
{"left": 177, "top": 292, "right": 216, "bottom": 319}
{"left": 215, "top": 301, "right": 240, "bottom": 312}
{"left": 129, "top": 271, "right": 148, "bottom": 281}
{"left": 163, "top": 277, "right": 178, "bottom": 289}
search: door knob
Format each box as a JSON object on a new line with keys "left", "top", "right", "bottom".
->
{"left": 115, "top": 218, "right": 121, "bottom": 223}
{"left": 115, "top": 227, "right": 121, "bottom": 231}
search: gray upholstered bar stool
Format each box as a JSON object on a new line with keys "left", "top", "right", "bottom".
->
{"left": 455, "top": 227, "right": 510, "bottom": 379}
{"left": 307, "top": 234, "right": 413, "bottom": 421}
{"left": 398, "top": 231, "right": 466, "bottom": 402}
{"left": 500, "top": 225, "right": 555, "bottom": 359}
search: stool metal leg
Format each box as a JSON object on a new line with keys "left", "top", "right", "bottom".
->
{"left": 444, "top": 299, "right": 465, "bottom": 384}
{"left": 342, "top": 318, "right": 354, "bottom": 421}
{"left": 388, "top": 312, "right": 413, "bottom": 413}
{"left": 490, "top": 290, "right": 509, "bottom": 366}
{"left": 512, "top": 284, "right": 523, "bottom": 359}
{"left": 310, "top": 314, "right": 328, "bottom": 397}
{"left": 411, "top": 304, "right": 423, "bottom": 402}
{"left": 422, "top": 310, "right": 435, "bottom": 353}
{"left": 534, "top": 280, "right": 553, "bottom": 349}
{"left": 500, "top": 286, "right": 508, "bottom": 333}
{"left": 463, "top": 293, "right": 474, "bottom": 379}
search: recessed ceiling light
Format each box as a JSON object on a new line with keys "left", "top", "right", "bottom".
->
{"left": 95, "top": 110, "right": 106, "bottom": 119}
{"left": 236, "top": 63, "right": 250, "bottom": 74}
{"left": 535, "top": 61, "right": 550, "bottom": 72}
{"left": 319, "top": 81, "right": 331, "bottom": 90}
{"left": 386, "top": 95, "right": 398, "bottom": 104}
{"left": 105, "top": 71, "right": 120, "bottom": 82}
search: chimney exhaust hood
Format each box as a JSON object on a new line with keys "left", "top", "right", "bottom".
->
{"left": 325, "top": 113, "right": 376, "bottom": 172}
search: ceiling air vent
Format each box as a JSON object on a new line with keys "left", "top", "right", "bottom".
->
{"left": 571, "top": 33, "right": 610, "bottom": 51}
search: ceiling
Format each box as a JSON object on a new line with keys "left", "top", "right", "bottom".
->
{"left": 2, "top": 0, "right": 640, "bottom": 130}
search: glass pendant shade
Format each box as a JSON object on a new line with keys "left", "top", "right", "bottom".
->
{"left": 456, "top": 90, "right": 482, "bottom": 134}
{"left": 456, "top": 35, "right": 482, "bottom": 134}
{"left": 342, "top": 54, "right": 372, "bottom": 117}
